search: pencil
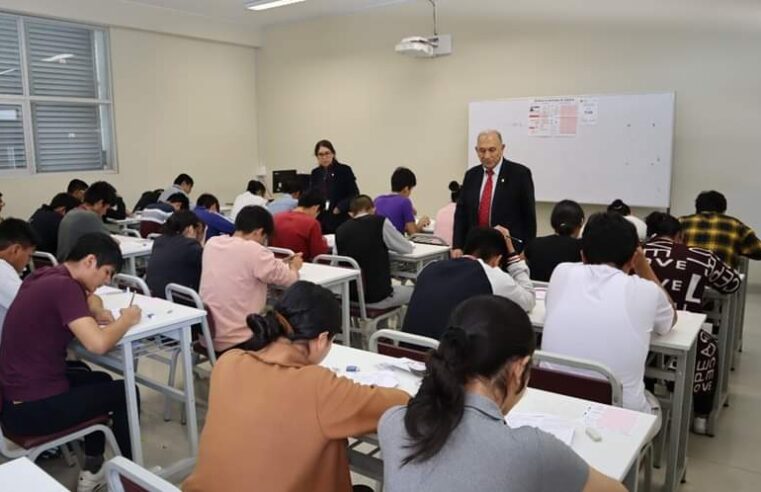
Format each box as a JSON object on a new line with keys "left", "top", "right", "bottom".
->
{"left": 128, "top": 292, "right": 135, "bottom": 307}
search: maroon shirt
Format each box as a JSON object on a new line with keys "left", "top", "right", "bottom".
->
{"left": 270, "top": 211, "right": 330, "bottom": 261}
{"left": 0, "top": 265, "right": 90, "bottom": 402}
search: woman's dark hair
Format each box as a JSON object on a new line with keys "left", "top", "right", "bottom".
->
{"left": 551, "top": 200, "right": 585, "bottom": 236}
{"left": 402, "top": 296, "right": 535, "bottom": 465}
{"left": 695, "top": 190, "right": 727, "bottom": 214}
{"left": 65, "top": 233, "right": 123, "bottom": 271}
{"left": 582, "top": 212, "right": 638, "bottom": 268}
{"left": 448, "top": 181, "right": 461, "bottom": 203}
{"left": 645, "top": 212, "right": 682, "bottom": 239}
{"left": 391, "top": 167, "right": 417, "bottom": 192}
{"left": 246, "top": 180, "right": 267, "bottom": 196}
{"left": 162, "top": 210, "right": 202, "bottom": 236}
{"left": 235, "top": 205, "right": 274, "bottom": 236}
{"left": 314, "top": 139, "right": 337, "bottom": 157}
{"left": 607, "top": 199, "right": 631, "bottom": 216}
{"left": 246, "top": 281, "right": 341, "bottom": 350}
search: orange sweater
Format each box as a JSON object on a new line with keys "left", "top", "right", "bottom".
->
{"left": 183, "top": 349, "right": 409, "bottom": 492}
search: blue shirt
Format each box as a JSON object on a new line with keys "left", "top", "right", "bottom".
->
{"left": 266, "top": 196, "right": 298, "bottom": 216}
{"left": 194, "top": 206, "right": 234, "bottom": 240}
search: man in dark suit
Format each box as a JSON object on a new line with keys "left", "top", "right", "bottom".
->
{"left": 309, "top": 139, "right": 360, "bottom": 233}
{"left": 453, "top": 130, "right": 536, "bottom": 255}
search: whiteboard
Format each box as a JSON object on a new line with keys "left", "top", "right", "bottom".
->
{"left": 468, "top": 93, "right": 675, "bottom": 208}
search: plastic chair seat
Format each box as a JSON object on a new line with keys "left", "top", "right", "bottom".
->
{"left": 350, "top": 304, "right": 398, "bottom": 319}
{"left": 3, "top": 414, "right": 110, "bottom": 449}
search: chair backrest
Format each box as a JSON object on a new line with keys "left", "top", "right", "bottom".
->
{"left": 146, "top": 233, "right": 162, "bottom": 240}
{"left": 120, "top": 229, "right": 142, "bottom": 238}
{"left": 105, "top": 457, "right": 181, "bottom": 492}
{"left": 165, "top": 283, "right": 217, "bottom": 364}
{"left": 530, "top": 350, "right": 623, "bottom": 406}
{"left": 29, "top": 251, "right": 58, "bottom": 272}
{"left": 368, "top": 329, "right": 439, "bottom": 363}
{"left": 112, "top": 274, "right": 151, "bottom": 296}
{"left": 268, "top": 247, "right": 296, "bottom": 259}
{"left": 312, "top": 253, "right": 369, "bottom": 318}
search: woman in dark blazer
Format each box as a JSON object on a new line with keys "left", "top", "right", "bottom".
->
{"left": 309, "top": 140, "right": 359, "bottom": 233}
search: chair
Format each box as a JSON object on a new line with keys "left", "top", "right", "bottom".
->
{"left": 314, "top": 254, "right": 405, "bottom": 349}
{"left": 146, "top": 233, "right": 162, "bottom": 240}
{"left": 368, "top": 329, "right": 438, "bottom": 362}
{"left": 112, "top": 273, "right": 151, "bottom": 296}
{"left": 268, "top": 246, "right": 296, "bottom": 259}
{"left": 28, "top": 251, "right": 58, "bottom": 272}
{"left": 119, "top": 229, "right": 142, "bottom": 238}
{"left": 105, "top": 456, "right": 180, "bottom": 492}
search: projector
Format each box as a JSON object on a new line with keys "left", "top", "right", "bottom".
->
{"left": 395, "top": 35, "right": 452, "bottom": 58}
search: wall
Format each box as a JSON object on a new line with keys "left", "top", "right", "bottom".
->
{"left": 256, "top": 2, "right": 761, "bottom": 282}
{"left": 1, "top": 26, "right": 259, "bottom": 218}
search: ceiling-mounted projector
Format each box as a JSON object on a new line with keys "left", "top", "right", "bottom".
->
{"left": 395, "top": 35, "right": 452, "bottom": 58}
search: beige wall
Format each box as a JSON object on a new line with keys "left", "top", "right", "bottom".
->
{"left": 1, "top": 27, "right": 259, "bottom": 219}
{"left": 256, "top": 3, "right": 761, "bottom": 282}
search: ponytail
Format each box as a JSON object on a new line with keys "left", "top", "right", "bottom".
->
{"left": 550, "top": 200, "right": 584, "bottom": 236}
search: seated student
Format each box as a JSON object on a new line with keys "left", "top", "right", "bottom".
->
{"left": 0, "top": 233, "right": 142, "bottom": 491}
{"left": 542, "top": 212, "right": 676, "bottom": 414}
{"left": 193, "top": 193, "right": 234, "bottom": 240}
{"left": 0, "top": 219, "right": 38, "bottom": 339}
{"left": 336, "top": 195, "right": 414, "bottom": 309}
{"left": 231, "top": 179, "right": 268, "bottom": 221}
{"left": 67, "top": 179, "right": 89, "bottom": 203}
{"left": 680, "top": 190, "right": 761, "bottom": 268}
{"left": 608, "top": 199, "right": 647, "bottom": 242}
{"left": 139, "top": 193, "right": 189, "bottom": 238}
{"left": 29, "top": 193, "right": 81, "bottom": 254}
{"left": 267, "top": 177, "right": 303, "bottom": 216}
{"left": 200, "top": 205, "right": 302, "bottom": 353}
{"left": 104, "top": 195, "right": 128, "bottom": 221}
{"left": 146, "top": 211, "right": 205, "bottom": 298}
{"left": 57, "top": 181, "right": 118, "bottom": 261}
{"left": 374, "top": 167, "right": 430, "bottom": 235}
{"left": 270, "top": 190, "right": 330, "bottom": 261}
{"left": 643, "top": 211, "right": 742, "bottom": 433}
{"left": 132, "top": 189, "right": 163, "bottom": 213}
{"left": 380, "top": 296, "right": 624, "bottom": 492}
{"left": 433, "top": 181, "right": 460, "bottom": 245}
{"left": 403, "top": 226, "right": 535, "bottom": 340}
{"left": 184, "top": 281, "right": 408, "bottom": 492}
{"left": 524, "top": 199, "right": 585, "bottom": 282}
{"left": 158, "top": 173, "right": 194, "bottom": 203}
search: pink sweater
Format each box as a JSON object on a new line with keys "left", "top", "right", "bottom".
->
{"left": 200, "top": 236, "right": 298, "bottom": 351}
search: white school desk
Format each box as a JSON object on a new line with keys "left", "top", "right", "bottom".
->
{"left": 73, "top": 288, "right": 205, "bottom": 469}
{"left": 323, "top": 345, "right": 657, "bottom": 489}
{"left": 389, "top": 243, "right": 450, "bottom": 280}
{"left": 529, "top": 300, "right": 705, "bottom": 492}
{"left": 0, "top": 457, "right": 68, "bottom": 492}
{"left": 107, "top": 213, "right": 142, "bottom": 233}
{"left": 113, "top": 235, "right": 153, "bottom": 276}
{"left": 295, "top": 263, "right": 360, "bottom": 344}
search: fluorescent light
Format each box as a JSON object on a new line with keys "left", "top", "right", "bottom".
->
{"left": 246, "top": 0, "right": 306, "bottom": 11}
{"left": 41, "top": 53, "right": 75, "bottom": 63}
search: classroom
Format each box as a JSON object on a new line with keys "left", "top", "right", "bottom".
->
{"left": 0, "top": 1, "right": 760, "bottom": 491}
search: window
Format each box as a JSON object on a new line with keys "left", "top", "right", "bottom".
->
{"left": 0, "top": 12, "right": 115, "bottom": 174}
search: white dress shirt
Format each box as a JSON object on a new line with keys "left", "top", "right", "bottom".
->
{"left": 231, "top": 192, "right": 269, "bottom": 222}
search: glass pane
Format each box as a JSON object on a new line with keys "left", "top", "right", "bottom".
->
{"left": 33, "top": 103, "right": 109, "bottom": 172}
{"left": 0, "top": 15, "right": 23, "bottom": 95}
{"left": 0, "top": 104, "right": 26, "bottom": 170}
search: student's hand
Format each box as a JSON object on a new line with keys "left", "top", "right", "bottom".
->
{"left": 451, "top": 249, "right": 463, "bottom": 259}
{"left": 631, "top": 247, "right": 651, "bottom": 277}
{"left": 289, "top": 253, "right": 304, "bottom": 271}
{"left": 418, "top": 216, "right": 431, "bottom": 228}
{"left": 119, "top": 306, "right": 142, "bottom": 326}
{"left": 94, "top": 309, "right": 115, "bottom": 325}
{"left": 494, "top": 226, "right": 516, "bottom": 254}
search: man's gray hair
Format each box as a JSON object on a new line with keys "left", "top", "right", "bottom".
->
{"left": 477, "top": 129, "right": 503, "bottom": 144}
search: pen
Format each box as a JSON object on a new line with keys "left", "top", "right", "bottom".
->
{"left": 128, "top": 292, "right": 135, "bottom": 307}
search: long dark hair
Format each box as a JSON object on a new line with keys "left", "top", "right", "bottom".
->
{"left": 245, "top": 281, "right": 341, "bottom": 350}
{"left": 551, "top": 199, "right": 585, "bottom": 236}
{"left": 402, "top": 296, "right": 535, "bottom": 465}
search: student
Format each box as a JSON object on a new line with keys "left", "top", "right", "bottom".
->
{"left": 607, "top": 199, "right": 647, "bottom": 242}
{"left": 379, "top": 296, "right": 624, "bottom": 492}
{"left": 680, "top": 190, "right": 761, "bottom": 268}
{"left": 193, "top": 193, "right": 234, "bottom": 240}
{"left": 336, "top": 195, "right": 414, "bottom": 308}
{"left": 132, "top": 189, "right": 163, "bottom": 213}
{"left": 524, "top": 199, "right": 585, "bottom": 281}
{"left": 433, "top": 181, "right": 460, "bottom": 245}
{"left": 67, "top": 179, "right": 89, "bottom": 202}
{"left": 270, "top": 190, "right": 329, "bottom": 261}
{"left": 403, "top": 227, "right": 535, "bottom": 340}
{"left": 146, "top": 211, "right": 205, "bottom": 298}
{"left": 200, "top": 205, "right": 302, "bottom": 353}
{"left": 57, "top": 181, "right": 118, "bottom": 261}
{"left": 104, "top": 195, "right": 128, "bottom": 221}
{"left": 231, "top": 180, "right": 268, "bottom": 221}
{"left": 28, "top": 193, "right": 81, "bottom": 254}
{"left": 139, "top": 193, "right": 189, "bottom": 238}
{"left": 184, "top": 281, "right": 408, "bottom": 492}
{"left": 374, "top": 167, "right": 430, "bottom": 235}
{"left": 643, "top": 211, "right": 742, "bottom": 433}
{"left": 267, "top": 177, "right": 303, "bottom": 216}
{"left": 542, "top": 212, "right": 676, "bottom": 414}
{"left": 0, "top": 233, "right": 141, "bottom": 492}
{"left": 157, "top": 173, "right": 194, "bottom": 203}
{"left": 0, "top": 219, "right": 38, "bottom": 339}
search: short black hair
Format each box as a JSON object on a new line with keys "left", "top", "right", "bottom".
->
{"left": 166, "top": 193, "right": 190, "bottom": 211}
{"left": 83, "top": 181, "right": 118, "bottom": 207}
{"left": 645, "top": 212, "right": 682, "bottom": 238}
{"left": 297, "top": 189, "right": 325, "bottom": 209}
{"left": 551, "top": 200, "right": 585, "bottom": 236}
{"left": 235, "top": 205, "right": 274, "bottom": 236}
{"left": 196, "top": 193, "right": 220, "bottom": 210}
{"left": 246, "top": 180, "right": 266, "bottom": 196}
{"left": 50, "top": 192, "right": 81, "bottom": 212}
{"left": 391, "top": 167, "right": 417, "bottom": 192}
{"left": 162, "top": 210, "right": 202, "bottom": 236}
{"left": 695, "top": 191, "right": 727, "bottom": 214}
{"left": 0, "top": 218, "right": 39, "bottom": 250}
{"left": 282, "top": 177, "right": 304, "bottom": 195}
{"left": 582, "top": 212, "right": 638, "bottom": 268}
{"left": 349, "top": 195, "right": 374, "bottom": 215}
{"left": 463, "top": 227, "right": 508, "bottom": 261}
{"left": 67, "top": 179, "right": 88, "bottom": 194}
{"left": 65, "top": 233, "right": 123, "bottom": 271}
{"left": 174, "top": 174, "right": 194, "bottom": 187}
{"left": 607, "top": 199, "right": 631, "bottom": 216}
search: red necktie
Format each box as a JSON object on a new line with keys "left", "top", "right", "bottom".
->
{"left": 478, "top": 169, "right": 494, "bottom": 227}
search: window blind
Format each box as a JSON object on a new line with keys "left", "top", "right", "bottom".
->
{"left": 33, "top": 103, "right": 105, "bottom": 172}
{"left": 0, "top": 14, "right": 22, "bottom": 95}
{"left": 0, "top": 104, "right": 26, "bottom": 170}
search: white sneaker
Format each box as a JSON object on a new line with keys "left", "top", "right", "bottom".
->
{"left": 77, "top": 468, "right": 106, "bottom": 492}
{"left": 693, "top": 416, "right": 708, "bottom": 435}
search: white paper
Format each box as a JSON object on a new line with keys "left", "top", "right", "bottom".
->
{"left": 380, "top": 357, "right": 427, "bottom": 374}
{"left": 506, "top": 412, "right": 576, "bottom": 446}
{"left": 535, "top": 288, "right": 547, "bottom": 301}
{"left": 583, "top": 404, "right": 638, "bottom": 436}
{"left": 528, "top": 98, "right": 579, "bottom": 137}
{"left": 344, "top": 370, "right": 399, "bottom": 388}
{"left": 580, "top": 98, "right": 599, "bottom": 125}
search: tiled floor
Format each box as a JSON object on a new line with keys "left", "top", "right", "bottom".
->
{"left": 3, "top": 288, "right": 760, "bottom": 491}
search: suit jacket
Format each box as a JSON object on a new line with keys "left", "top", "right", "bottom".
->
{"left": 453, "top": 158, "right": 536, "bottom": 251}
{"left": 309, "top": 160, "right": 360, "bottom": 233}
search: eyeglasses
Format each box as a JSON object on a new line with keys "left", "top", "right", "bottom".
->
{"left": 317, "top": 151, "right": 333, "bottom": 157}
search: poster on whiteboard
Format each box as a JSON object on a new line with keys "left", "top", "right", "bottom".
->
{"left": 527, "top": 97, "right": 579, "bottom": 137}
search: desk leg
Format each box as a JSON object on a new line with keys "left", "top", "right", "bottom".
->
{"left": 179, "top": 326, "right": 199, "bottom": 456}
{"left": 121, "top": 342, "right": 143, "bottom": 466}
{"left": 623, "top": 457, "right": 639, "bottom": 492}
{"left": 127, "top": 257, "right": 137, "bottom": 276}
{"left": 709, "top": 303, "right": 732, "bottom": 435}
{"left": 341, "top": 281, "right": 351, "bottom": 346}
{"left": 665, "top": 341, "right": 696, "bottom": 492}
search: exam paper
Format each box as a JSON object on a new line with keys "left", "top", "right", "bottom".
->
{"left": 506, "top": 412, "right": 576, "bottom": 446}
